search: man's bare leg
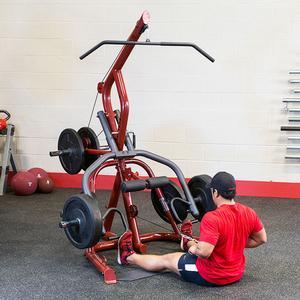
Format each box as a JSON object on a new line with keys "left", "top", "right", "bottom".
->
{"left": 127, "top": 252, "right": 184, "bottom": 275}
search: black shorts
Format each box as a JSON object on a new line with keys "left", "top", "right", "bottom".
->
{"left": 178, "top": 253, "right": 218, "bottom": 287}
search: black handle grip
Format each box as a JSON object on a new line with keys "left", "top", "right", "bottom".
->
{"left": 121, "top": 176, "right": 170, "bottom": 192}
{"left": 146, "top": 176, "right": 169, "bottom": 189}
{"left": 121, "top": 180, "right": 147, "bottom": 192}
{"left": 79, "top": 40, "right": 215, "bottom": 62}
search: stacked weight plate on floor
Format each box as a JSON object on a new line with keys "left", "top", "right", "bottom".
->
{"left": 151, "top": 174, "right": 216, "bottom": 223}
{"left": 188, "top": 174, "right": 216, "bottom": 221}
{"left": 151, "top": 181, "right": 188, "bottom": 224}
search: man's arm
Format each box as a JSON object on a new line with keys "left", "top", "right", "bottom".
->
{"left": 246, "top": 227, "right": 267, "bottom": 248}
{"left": 187, "top": 241, "right": 215, "bottom": 258}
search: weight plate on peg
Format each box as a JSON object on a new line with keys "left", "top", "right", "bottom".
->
{"left": 60, "top": 194, "right": 102, "bottom": 249}
{"left": 151, "top": 181, "right": 188, "bottom": 224}
{"left": 188, "top": 174, "right": 216, "bottom": 221}
{"left": 58, "top": 128, "right": 84, "bottom": 174}
{"left": 78, "top": 127, "right": 100, "bottom": 171}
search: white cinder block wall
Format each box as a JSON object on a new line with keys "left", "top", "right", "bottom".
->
{"left": 1, "top": 0, "right": 300, "bottom": 182}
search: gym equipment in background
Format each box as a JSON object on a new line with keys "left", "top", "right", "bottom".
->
{"left": 28, "top": 167, "right": 54, "bottom": 193}
{"left": 11, "top": 171, "right": 38, "bottom": 196}
{"left": 0, "top": 110, "right": 10, "bottom": 131}
{"left": 50, "top": 11, "right": 216, "bottom": 284}
{"left": 28, "top": 167, "right": 48, "bottom": 180}
{"left": 38, "top": 176, "right": 54, "bottom": 193}
{"left": 281, "top": 70, "right": 300, "bottom": 159}
{"left": 0, "top": 110, "right": 17, "bottom": 196}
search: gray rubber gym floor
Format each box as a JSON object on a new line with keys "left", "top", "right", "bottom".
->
{"left": 0, "top": 189, "right": 299, "bottom": 300}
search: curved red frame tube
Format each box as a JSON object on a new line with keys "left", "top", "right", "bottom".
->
{"left": 99, "top": 11, "right": 149, "bottom": 151}
{"left": 89, "top": 158, "right": 180, "bottom": 235}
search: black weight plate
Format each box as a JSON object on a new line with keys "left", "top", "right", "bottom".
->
{"left": 62, "top": 194, "right": 102, "bottom": 249}
{"left": 188, "top": 174, "right": 216, "bottom": 221}
{"left": 58, "top": 128, "right": 84, "bottom": 174}
{"left": 78, "top": 127, "right": 100, "bottom": 171}
{"left": 151, "top": 181, "right": 188, "bottom": 224}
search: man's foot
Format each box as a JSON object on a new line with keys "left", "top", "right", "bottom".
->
{"left": 180, "top": 220, "right": 193, "bottom": 251}
{"left": 117, "top": 231, "right": 135, "bottom": 265}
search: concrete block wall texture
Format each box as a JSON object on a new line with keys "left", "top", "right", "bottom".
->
{"left": 1, "top": 0, "right": 300, "bottom": 182}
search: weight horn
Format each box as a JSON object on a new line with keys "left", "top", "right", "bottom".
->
{"left": 60, "top": 194, "right": 102, "bottom": 249}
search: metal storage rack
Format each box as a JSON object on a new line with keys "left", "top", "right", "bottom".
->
{"left": 0, "top": 124, "right": 17, "bottom": 195}
{"left": 281, "top": 71, "right": 300, "bottom": 159}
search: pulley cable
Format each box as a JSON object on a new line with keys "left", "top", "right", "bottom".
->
{"left": 136, "top": 215, "right": 173, "bottom": 233}
{"left": 87, "top": 53, "right": 120, "bottom": 128}
{"left": 87, "top": 92, "right": 99, "bottom": 128}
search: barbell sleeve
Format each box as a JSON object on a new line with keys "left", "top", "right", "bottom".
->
{"left": 49, "top": 149, "right": 71, "bottom": 157}
{"left": 59, "top": 219, "right": 80, "bottom": 229}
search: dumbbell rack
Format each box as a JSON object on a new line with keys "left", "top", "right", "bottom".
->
{"left": 0, "top": 124, "right": 17, "bottom": 196}
{"left": 281, "top": 70, "right": 300, "bottom": 159}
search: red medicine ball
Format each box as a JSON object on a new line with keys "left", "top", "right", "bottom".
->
{"left": 38, "top": 176, "right": 54, "bottom": 193}
{"left": 11, "top": 171, "right": 38, "bottom": 196}
{"left": 28, "top": 167, "right": 48, "bottom": 180}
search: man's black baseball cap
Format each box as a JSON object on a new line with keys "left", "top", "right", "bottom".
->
{"left": 207, "top": 171, "right": 236, "bottom": 199}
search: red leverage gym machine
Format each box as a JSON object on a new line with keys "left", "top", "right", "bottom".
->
{"left": 50, "top": 11, "right": 216, "bottom": 284}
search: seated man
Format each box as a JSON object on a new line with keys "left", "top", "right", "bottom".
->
{"left": 117, "top": 171, "right": 267, "bottom": 286}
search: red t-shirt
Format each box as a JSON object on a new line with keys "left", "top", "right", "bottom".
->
{"left": 196, "top": 203, "right": 263, "bottom": 285}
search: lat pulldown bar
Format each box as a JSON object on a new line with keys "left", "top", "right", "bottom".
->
{"left": 79, "top": 40, "right": 215, "bottom": 63}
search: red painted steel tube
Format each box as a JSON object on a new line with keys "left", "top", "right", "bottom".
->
{"left": 92, "top": 232, "right": 180, "bottom": 252}
{"left": 120, "top": 180, "right": 146, "bottom": 252}
{"left": 125, "top": 159, "right": 181, "bottom": 235}
{"left": 140, "top": 232, "right": 180, "bottom": 243}
{"left": 113, "top": 69, "right": 129, "bottom": 150}
{"left": 103, "top": 172, "right": 122, "bottom": 232}
{"left": 88, "top": 157, "right": 180, "bottom": 235}
{"left": 93, "top": 239, "right": 118, "bottom": 252}
{"left": 90, "top": 160, "right": 118, "bottom": 193}
{"left": 86, "top": 149, "right": 110, "bottom": 155}
{"left": 84, "top": 250, "right": 117, "bottom": 284}
{"left": 100, "top": 11, "right": 150, "bottom": 150}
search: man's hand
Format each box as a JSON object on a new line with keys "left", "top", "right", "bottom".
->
{"left": 188, "top": 241, "right": 215, "bottom": 259}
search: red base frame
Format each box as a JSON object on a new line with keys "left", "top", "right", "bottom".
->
{"left": 84, "top": 233, "right": 180, "bottom": 284}
{"left": 83, "top": 158, "right": 182, "bottom": 284}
